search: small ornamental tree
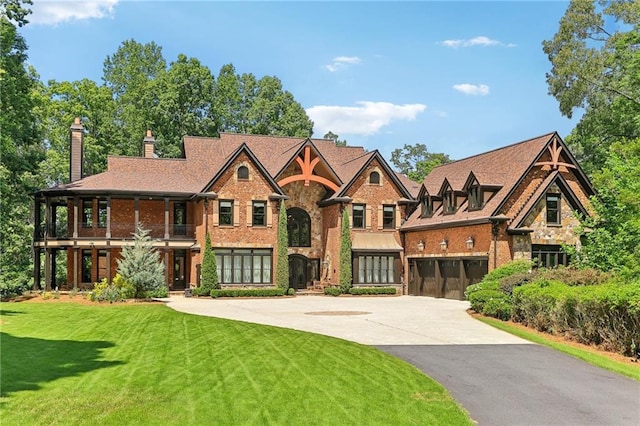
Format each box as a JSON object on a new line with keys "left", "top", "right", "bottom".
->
{"left": 117, "top": 225, "right": 166, "bottom": 298}
{"left": 339, "top": 208, "right": 352, "bottom": 293}
{"left": 200, "top": 233, "right": 219, "bottom": 293}
{"left": 275, "top": 200, "right": 289, "bottom": 290}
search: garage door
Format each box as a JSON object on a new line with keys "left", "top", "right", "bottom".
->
{"left": 409, "top": 259, "right": 436, "bottom": 296}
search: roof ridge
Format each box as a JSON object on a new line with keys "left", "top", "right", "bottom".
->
{"left": 430, "top": 131, "right": 556, "bottom": 171}
{"left": 340, "top": 150, "right": 374, "bottom": 165}
{"left": 219, "top": 132, "right": 308, "bottom": 141}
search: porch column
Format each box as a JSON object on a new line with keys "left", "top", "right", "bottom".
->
{"left": 134, "top": 197, "right": 139, "bottom": 228}
{"left": 33, "top": 198, "right": 41, "bottom": 241}
{"left": 44, "top": 198, "right": 51, "bottom": 240}
{"left": 106, "top": 196, "right": 111, "bottom": 239}
{"left": 73, "top": 196, "right": 79, "bottom": 238}
{"left": 44, "top": 248, "right": 51, "bottom": 291}
{"left": 164, "top": 198, "right": 170, "bottom": 240}
{"left": 106, "top": 247, "right": 112, "bottom": 283}
{"left": 33, "top": 248, "right": 41, "bottom": 290}
{"left": 164, "top": 248, "right": 170, "bottom": 289}
{"left": 73, "top": 247, "right": 78, "bottom": 289}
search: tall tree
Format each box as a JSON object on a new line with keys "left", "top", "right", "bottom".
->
{"left": 103, "top": 39, "right": 166, "bottom": 156}
{"left": 543, "top": 0, "right": 640, "bottom": 173}
{"left": 390, "top": 143, "right": 451, "bottom": 183}
{"left": 0, "top": 0, "right": 44, "bottom": 294}
{"left": 323, "top": 131, "right": 347, "bottom": 146}
{"left": 150, "top": 54, "right": 216, "bottom": 157}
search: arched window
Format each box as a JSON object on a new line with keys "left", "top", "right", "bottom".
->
{"left": 237, "top": 165, "right": 249, "bottom": 180}
{"left": 369, "top": 171, "right": 380, "bottom": 184}
{"left": 287, "top": 208, "right": 311, "bottom": 247}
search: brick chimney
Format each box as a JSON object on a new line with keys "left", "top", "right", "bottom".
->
{"left": 70, "top": 117, "right": 84, "bottom": 182}
{"left": 143, "top": 130, "right": 156, "bottom": 158}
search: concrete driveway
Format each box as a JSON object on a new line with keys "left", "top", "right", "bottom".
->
{"left": 164, "top": 295, "right": 640, "bottom": 425}
{"left": 165, "top": 295, "right": 529, "bottom": 345}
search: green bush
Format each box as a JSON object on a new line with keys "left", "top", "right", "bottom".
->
{"left": 482, "top": 260, "right": 532, "bottom": 282}
{"left": 90, "top": 274, "right": 136, "bottom": 302}
{"left": 0, "top": 272, "right": 31, "bottom": 300}
{"left": 201, "top": 233, "right": 219, "bottom": 293}
{"left": 538, "top": 266, "right": 610, "bottom": 287}
{"left": 468, "top": 289, "right": 508, "bottom": 313}
{"left": 499, "top": 272, "right": 535, "bottom": 296}
{"left": 117, "top": 225, "right": 165, "bottom": 298}
{"left": 210, "top": 288, "right": 286, "bottom": 298}
{"left": 465, "top": 280, "right": 499, "bottom": 299}
{"left": 482, "top": 298, "right": 512, "bottom": 321}
{"left": 287, "top": 287, "right": 295, "bottom": 296}
{"left": 324, "top": 287, "right": 342, "bottom": 297}
{"left": 348, "top": 287, "right": 397, "bottom": 295}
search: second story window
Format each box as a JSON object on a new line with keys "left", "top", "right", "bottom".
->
{"left": 353, "top": 204, "right": 365, "bottom": 229}
{"left": 252, "top": 201, "right": 266, "bottom": 226}
{"left": 287, "top": 208, "right": 310, "bottom": 247}
{"left": 98, "top": 200, "right": 107, "bottom": 228}
{"left": 383, "top": 205, "right": 395, "bottom": 229}
{"left": 420, "top": 196, "right": 433, "bottom": 218}
{"left": 237, "top": 165, "right": 249, "bottom": 180}
{"left": 468, "top": 185, "right": 483, "bottom": 210}
{"left": 444, "top": 190, "right": 457, "bottom": 214}
{"left": 219, "top": 200, "right": 233, "bottom": 226}
{"left": 546, "top": 194, "right": 561, "bottom": 225}
{"left": 174, "top": 202, "right": 187, "bottom": 235}
{"left": 81, "top": 199, "right": 93, "bottom": 228}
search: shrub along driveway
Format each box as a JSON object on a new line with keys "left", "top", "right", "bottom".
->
{"left": 167, "top": 296, "right": 640, "bottom": 426}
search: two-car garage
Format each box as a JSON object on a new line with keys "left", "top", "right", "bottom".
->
{"left": 408, "top": 258, "right": 488, "bottom": 300}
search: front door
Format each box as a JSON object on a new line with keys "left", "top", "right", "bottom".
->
{"left": 173, "top": 250, "right": 186, "bottom": 290}
{"left": 288, "top": 254, "right": 307, "bottom": 290}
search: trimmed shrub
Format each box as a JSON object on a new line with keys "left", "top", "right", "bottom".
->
{"left": 275, "top": 201, "right": 289, "bottom": 291}
{"left": 287, "top": 287, "right": 295, "bottom": 296}
{"left": 210, "top": 288, "right": 286, "bottom": 298}
{"left": 482, "top": 298, "right": 512, "bottom": 321}
{"left": 200, "top": 233, "right": 219, "bottom": 293}
{"left": 482, "top": 260, "right": 532, "bottom": 283}
{"left": 339, "top": 209, "right": 352, "bottom": 293}
{"left": 349, "top": 287, "right": 397, "bottom": 295}
{"left": 498, "top": 272, "right": 535, "bottom": 296}
{"left": 324, "top": 287, "right": 342, "bottom": 297}
{"left": 468, "top": 289, "right": 508, "bottom": 313}
{"left": 465, "top": 280, "right": 499, "bottom": 299}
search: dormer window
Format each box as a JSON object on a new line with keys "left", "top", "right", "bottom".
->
{"left": 444, "top": 189, "right": 457, "bottom": 214}
{"left": 369, "top": 171, "right": 380, "bottom": 185}
{"left": 237, "top": 165, "right": 249, "bottom": 180}
{"left": 420, "top": 195, "right": 433, "bottom": 218}
{"left": 468, "top": 184, "right": 483, "bottom": 210}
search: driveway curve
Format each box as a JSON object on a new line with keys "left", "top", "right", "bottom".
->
{"left": 164, "top": 295, "right": 640, "bottom": 425}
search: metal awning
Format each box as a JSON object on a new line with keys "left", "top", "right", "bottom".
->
{"left": 352, "top": 233, "right": 403, "bottom": 252}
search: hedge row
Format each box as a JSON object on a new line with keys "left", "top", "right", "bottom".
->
{"left": 349, "top": 287, "right": 397, "bottom": 295}
{"left": 512, "top": 280, "right": 640, "bottom": 355}
{"left": 210, "top": 288, "right": 288, "bottom": 298}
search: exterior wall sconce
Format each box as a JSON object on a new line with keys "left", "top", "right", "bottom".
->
{"left": 465, "top": 236, "right": 475, "bottom": 250}
{"left": 417, "top": 240, "right": 425, "bottom": 251}
{"left": 440, "top": 239, "right": 448, "bottom": 251}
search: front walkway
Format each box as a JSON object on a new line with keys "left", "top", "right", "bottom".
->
{"left": 164, "top": 295, "right": 529, "bottom": 345}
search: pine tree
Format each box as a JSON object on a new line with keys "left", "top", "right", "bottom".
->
{"left": 117, "top": 225, "right": 166, "bottom": 298}
{"left": 200, "top": 232, "right": 219, "bottom": 294}
{"left": 339, "top": 208, "right": 352, "bottom": 293}
{"left": 275, "top": 200, "right": 289, "bottom": 290}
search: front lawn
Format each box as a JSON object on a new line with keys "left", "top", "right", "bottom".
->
{"left": 0, "top": 302, "right": 470, "bottom": 425}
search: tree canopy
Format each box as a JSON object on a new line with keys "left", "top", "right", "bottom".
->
{"left": 390, "top": 143, "right": 451, "bottom": 183}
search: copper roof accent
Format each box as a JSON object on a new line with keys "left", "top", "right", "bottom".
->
{"left": 402, "top": 132, "right": 558, "bottom": 231}
{"left": 38, "top": 132, "right": 412, "bottom": 200}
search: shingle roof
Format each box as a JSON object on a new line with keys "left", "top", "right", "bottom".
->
{"left": 39, "top": 133, "right": 408, "bottom": 199}
{"left": 402, "top": 132, "right": 557, "bottom": 230}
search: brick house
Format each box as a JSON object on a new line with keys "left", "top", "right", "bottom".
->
{"left": 33, "top": 118, "right": 415, "bottom": 292}
{"left": 401, "top": 132, "right": 595, "bottom": 299}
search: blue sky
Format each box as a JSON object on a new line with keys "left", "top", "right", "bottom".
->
{"left": 24, "top": 1, "right": 576, "bottom": 162}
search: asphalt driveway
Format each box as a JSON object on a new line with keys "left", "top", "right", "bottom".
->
{"left": 165, "top": 295, "right": 640, "bottom": 425}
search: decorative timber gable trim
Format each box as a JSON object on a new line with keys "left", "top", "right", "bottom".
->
{"left": 277, "top": 144, "right": 340, "bottom": 191}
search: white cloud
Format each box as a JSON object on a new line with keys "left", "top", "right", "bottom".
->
{"left": 325, "top": 56, "right": 361, "bottom": 72}
{"left": 440, "top": 36, "right": 516, "bottom": 48}
{"left": 30, "top": 0, "right": 118, "bottom": 25}
{"left": 306, "top": 101, "right": 426, "bottom": 136}
{"left": 453, "top": 84, "right": 490, "bottom": 96}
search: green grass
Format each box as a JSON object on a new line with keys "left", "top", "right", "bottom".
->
{"left": 476, "top": 316, "right": 640, "bottom": 382}
{"left": 1, "top": 302, "right": 471, "bottom": 425}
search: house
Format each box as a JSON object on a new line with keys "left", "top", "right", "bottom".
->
{"left": 400, "top": 132, "right": 595, "bottom": 299}
{"left": 33, "top": 118, "right": 416, "bottom": 292}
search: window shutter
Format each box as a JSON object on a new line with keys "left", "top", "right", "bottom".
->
{"left": 365, "top": 206, "right": 372, "bottom": 230}
{"left": 246, "top": 201, "right": 252, "bottom": 226}
{"left": 377, "top": 205, "right": 383, "bottom": 230}
{"left": 212, "top": 200, "right": 219, "bottom": 227}
{"left": 395, "top": 205, "right": 401, "bottom": 229}
{"left": 266, "top": 201, "right": 273, "bottom": 227}
{"left": 233, "top": 201, "right": 240, "bottom": 227}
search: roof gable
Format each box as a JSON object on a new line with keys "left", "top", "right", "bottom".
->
{"left": 275, "top": 139, "right": 342, "bottom": 192}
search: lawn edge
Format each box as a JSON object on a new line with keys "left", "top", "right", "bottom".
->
{"left": 474, "top": 315, "right": 640, "bottom": 382}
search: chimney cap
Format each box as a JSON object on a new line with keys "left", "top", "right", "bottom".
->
{"left": 143, "top": 129, "right": 155, "bottom": 143}
{"left": 70, "top": 117, "right": 83, "bottom": 130}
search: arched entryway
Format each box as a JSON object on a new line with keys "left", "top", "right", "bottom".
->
{"left": 288, "top": 254, "right": 308, "bottom": 290}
